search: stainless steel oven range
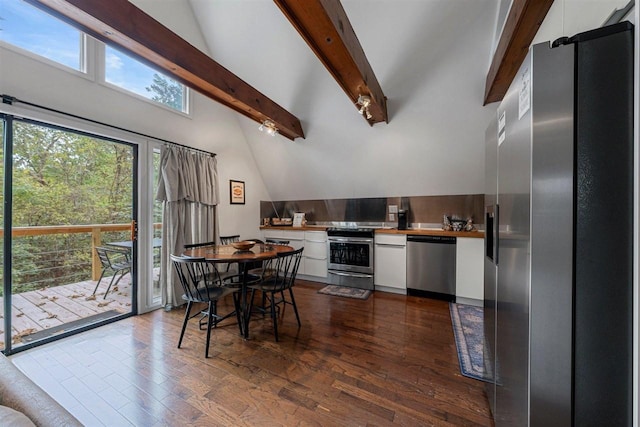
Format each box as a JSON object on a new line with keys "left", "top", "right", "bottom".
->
{"left": 326, "top": 228, "right": 374, "bottom": 290}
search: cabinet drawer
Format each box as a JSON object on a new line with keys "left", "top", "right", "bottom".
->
{"left": 375, "top": 234, "right": 406, "bottom": 246}
{"left": 305, "top": 240, "right": 327, "bottom": 259}
{"left": 282, "top": 230, "right": 305, "bottom": 241}
{"left": 304, "top": 231, "right": 327, "bottom": 242}
{"left": 304, "top": 257, "right": 327, "bottom": 277}
{"left": 263, "top": 229, "right": 284, "bottom": 240}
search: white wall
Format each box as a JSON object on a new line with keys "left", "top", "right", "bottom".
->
{"left": 0, "top": 0, "right": 269, "bottom": 240}
{"left": 534, "top": 0, "right": 634, "bottom": 44}
{"left": 190, "top": 0, "right": 500, "bottom": 201}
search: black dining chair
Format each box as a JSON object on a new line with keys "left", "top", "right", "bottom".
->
{"left": 183, "top": 241, "right": 216, "bottom": 250}
{"left": 250, "top": 239, "right": 291, "bottom": 281}
{"left": 171, "top": 254, "right": 240, "bottom": 358}
{"left": 219, "top": 235, "right": 240, "bottom": 245}
{"left": 183, "top": 240, "right": 243, "bottom": 284}
{"left": 93, "top": 246, "right": 132, "bottom": 299}
{"left": 248, "top": 247, "right": 304, "bottom": 341}
{"left": 265, "top": 238, "right": 290, "bottom": 246}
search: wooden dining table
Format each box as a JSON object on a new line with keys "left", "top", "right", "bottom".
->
{"left": 182, "top": 242, "right": 295, "bottom": 339}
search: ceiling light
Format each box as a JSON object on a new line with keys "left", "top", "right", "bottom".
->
{"left": 356, "top": 95, "right": 373, "bottom": 120}
{"left": 259, "top": 120, "right": 278, "bottom": 136}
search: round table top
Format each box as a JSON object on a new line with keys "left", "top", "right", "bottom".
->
{"left": 183, "top": 243, "right": 295, "bottom": 263}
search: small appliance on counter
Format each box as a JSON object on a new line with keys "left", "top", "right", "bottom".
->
{"left": 397, "top": 209, "right": 408, "bottom": 230}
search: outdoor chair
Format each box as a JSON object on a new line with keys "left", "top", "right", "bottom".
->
{"left": 93, "top": 246, "right": 132, "bottom": 299}
{"left": 171, "top": 254, "right": 240, "bottom": 358}
{"left": 248, "top": 247, "right": 303, "bottom": 341}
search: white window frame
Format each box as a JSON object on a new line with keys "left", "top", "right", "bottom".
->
{"left": 0, "top": 11, "right": 90, "bottom": 79}
{"left": 98, "top": 43, "right": 191, "bottom": 115}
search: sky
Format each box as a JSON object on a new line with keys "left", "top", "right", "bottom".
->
{"left": 0, "top": 0, "right": 180, "bottom": 104}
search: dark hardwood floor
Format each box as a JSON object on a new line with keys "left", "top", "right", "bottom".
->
{"left": 10, "top": 280, "right": 493, "bottom": 426}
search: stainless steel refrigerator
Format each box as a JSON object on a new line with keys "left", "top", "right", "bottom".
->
{"left": 483, "top": 22, "right": 633, "bottom": 426}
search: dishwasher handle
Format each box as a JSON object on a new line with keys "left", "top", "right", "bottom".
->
{"left": 407, "top": 235, "right": 456, "bottom": 244}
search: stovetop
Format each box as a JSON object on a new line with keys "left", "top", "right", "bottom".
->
{"left": 326, "top": 227, "right": 375, "bottom": 238}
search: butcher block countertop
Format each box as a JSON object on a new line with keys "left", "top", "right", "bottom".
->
{"left": 260, "top": 225, "right": 483, "bottom": 238}
{"left": 260, "top": 226, "right": 329, "bottom": 231}
{"left": 375, "top": 228, "right": 484, "bottom": 239}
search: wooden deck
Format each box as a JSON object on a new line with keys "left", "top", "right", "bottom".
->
{"left": 1, "top": 274, "right": 134, "bottom": 348}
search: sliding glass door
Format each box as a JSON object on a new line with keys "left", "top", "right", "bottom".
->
{"left": 2, "top": 116, "right": 137, "bottom": 353}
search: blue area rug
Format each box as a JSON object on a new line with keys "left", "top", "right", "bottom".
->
{"left": 449, "top": 303, "right": 492, "bottom": 382}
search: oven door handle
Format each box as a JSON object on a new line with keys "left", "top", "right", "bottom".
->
{"left": 328, "top": 270, "right": 373, "bottom": 279}
{"left": 328, "top": 238, "right": 373, "bottom": 244}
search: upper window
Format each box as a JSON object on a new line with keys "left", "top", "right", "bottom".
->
{"left": 0, "top": 0, "right": 188, "bottom": 114}
{"left": 0, "top": 0, "right": 84, "bottom": 71}
{"left": 105, "top": 46, "right": 188, "bottom": 113}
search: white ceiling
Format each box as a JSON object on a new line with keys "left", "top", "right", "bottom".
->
{"left": 185, "top": 0, "right": 503, "bottom": 200}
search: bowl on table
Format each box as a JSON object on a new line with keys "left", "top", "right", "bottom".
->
{"left": 232, "top": 240, "right": 256, "bottom": 251}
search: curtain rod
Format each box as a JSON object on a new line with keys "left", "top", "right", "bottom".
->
{"left": 1, "top": 94, "right": 216, "bottom": 157}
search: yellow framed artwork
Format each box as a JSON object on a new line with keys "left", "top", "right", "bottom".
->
{"left": 230, "top": 180, "right": 245, "bottom": 204}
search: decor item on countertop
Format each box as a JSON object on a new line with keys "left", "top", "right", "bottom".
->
{"left": 449, "top": 303, "right": 492, "bottom": 382}
{"left": 442, "top": 214, "right": 452, "bottom": 231}
{"left": 271, "top": 217, "right": 293, "bottom": 226}
{"left": 230, "top": 180, "right": 245, "bottom": 204}
{"left": 232, "top": 240, "right": 256, "bottom": 251}
{"left": 293, "top": 212, "right": 306, "bottom": 227}
{"left": 318, "top": 285, "right": 371, "bottom": 300}
{"left": 464, "top": 217, "right": 476, "bottom": 232}
{"left": 443, "top": 215, "right": 471, "bottom": 231}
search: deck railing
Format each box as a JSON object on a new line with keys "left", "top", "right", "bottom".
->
{"left": 0, "top": 223, "right": 160, "bottom": 283}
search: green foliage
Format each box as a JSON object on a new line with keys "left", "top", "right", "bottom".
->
{"left": 3, "top": 121, "right": 134, "bottom": 295}
{"left": 146, "top": 73, "right": 184, "bottom": 111}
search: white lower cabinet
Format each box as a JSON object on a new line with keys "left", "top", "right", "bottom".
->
{"left": 262, "top": 229, "right": 327, "bottom": 279}
{"left": 374, "top": 234, "right": 406, "bottom": 294}
{"left": 455, "top": 237, "right": 484, "bottom": 304}
{"left": 268, "top": 230, "right": 305, "bottom": 274}
{"left": 303, "top": 231, "right": 327, "bottom": 278}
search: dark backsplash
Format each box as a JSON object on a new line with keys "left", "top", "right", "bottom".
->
{"left": 260, "top": 194, "right": 484, "bottom": 226}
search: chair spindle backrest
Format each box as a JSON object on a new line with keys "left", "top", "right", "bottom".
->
{"left": 220, "top": 235, "right": 240, "bottom": 245}
{"left": 183, "top": 241, "right": 216, "bottom": 250}
{"left": 171, "top": 255, "right": 223, "bottom": 302}
{"left": 266, "top": 238, "right": 290, "bottom": 246}
{"left": 265, "top": 247, "right": 304, "bottom": 292}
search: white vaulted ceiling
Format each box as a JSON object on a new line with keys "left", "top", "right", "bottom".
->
{"left": 186, "top": 0, "right": 501, "bottom": 201}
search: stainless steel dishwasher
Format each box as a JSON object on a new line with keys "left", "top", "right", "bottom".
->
{"left": 406, "top": 235, "right": 456, "bottom": 300}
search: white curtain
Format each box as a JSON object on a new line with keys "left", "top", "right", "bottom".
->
{"left": 156, "top": 145, "right": 219, "bottom": 309}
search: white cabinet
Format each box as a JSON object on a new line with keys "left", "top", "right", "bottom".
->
{"left": 374, "top": 234, "right": 406, "bottom": 294}
{"left": 262, "top": 229, "right": 327, "bottom": 279}
{"left": 303, "top": 231, "right": 327, "bottom": 278}
{"left": 263, "top": 229, "right": 305, "bottom": 274}
{"left": 455, "top": 237, "right": 484, "bottom": 305}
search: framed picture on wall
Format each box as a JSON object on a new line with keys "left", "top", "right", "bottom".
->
{"left": 230, "top": 180, "right": 245, "bottom": 204}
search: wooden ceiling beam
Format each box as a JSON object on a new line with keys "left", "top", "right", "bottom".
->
{"left": 274, "top": 0, "right": 388, "bottom": 125}
{"left": 484, "top": 0, "right": 554, "bottom": 105}
{"left": 27, "top": 0, "right": 305, "bottom": 140}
